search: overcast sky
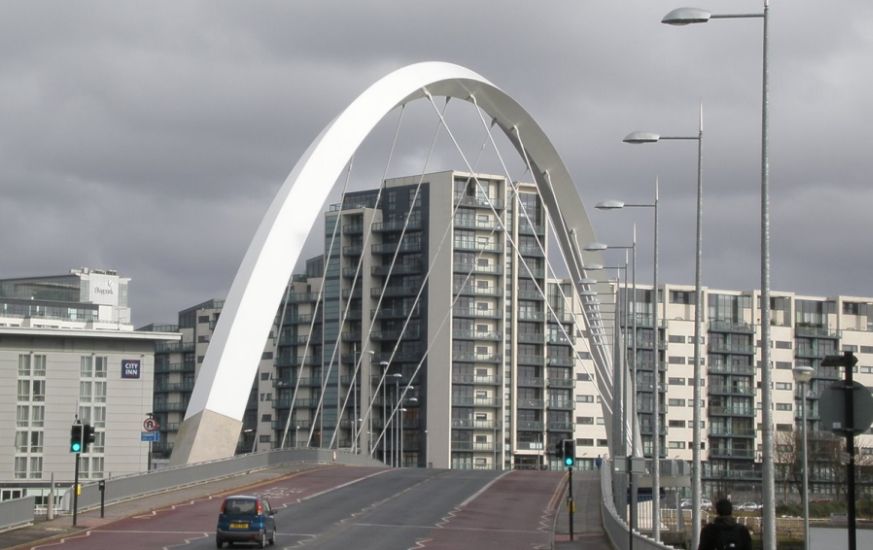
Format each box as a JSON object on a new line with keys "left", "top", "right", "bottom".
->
{"left": 2, "top": 0, "right": 872, "bottom": 326}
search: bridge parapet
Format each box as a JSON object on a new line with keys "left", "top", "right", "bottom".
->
{"left": 601, "top": 460, "right": 676, "bottom": 550}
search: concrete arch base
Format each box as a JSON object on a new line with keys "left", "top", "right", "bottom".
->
{"left": 171, "top": 410, "right": 242, "bottom": 465}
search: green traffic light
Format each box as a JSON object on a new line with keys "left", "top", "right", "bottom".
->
{"left": 564, "top": 456, "right": 574, "bottom": 467}
{"left": 71, "top": 442, "right": 81, "bottom": 452}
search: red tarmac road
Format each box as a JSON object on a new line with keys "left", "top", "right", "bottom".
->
{"left": 416, "top": 470, "right": 564, "bottom": 550}
{"left": 24, "top": 467, "right": 566, "bottom": 550}
{"left": 29, "top": 466, "right": 384, "bottom": 550}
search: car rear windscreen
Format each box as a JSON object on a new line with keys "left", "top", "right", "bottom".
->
{"left": 224, "top": 499, "right": 257, "bottom": 514}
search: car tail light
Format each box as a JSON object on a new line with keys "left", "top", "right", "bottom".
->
{"left": 256, "top": 500, "right": 263, "bottom": 515}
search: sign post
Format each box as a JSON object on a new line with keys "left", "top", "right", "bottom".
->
{"left": 142, "top": 414, "right": 160, "bottom": 472}
{"left": 821, "top": 351, "right": 872, "bottom": 550}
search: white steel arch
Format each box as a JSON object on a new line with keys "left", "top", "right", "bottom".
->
{"left": 171, "top": 61, "right": 609, "bottom": 465}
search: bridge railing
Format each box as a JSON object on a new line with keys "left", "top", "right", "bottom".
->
{"left": 0, "top": 496, "right": 37, "bottom": 533}
{"left": 601, "top": 459, "right": 675, "bottom": 550}
{"left": 61, "top": 448, "right": 381, "bottom": 513}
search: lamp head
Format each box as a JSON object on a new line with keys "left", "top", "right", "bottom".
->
{"left": 584, "top": 242, "right": 609, "bottom": 252}
{"left": 623, "top": 131, "right": 660, "bottom": 144}
{"left": 792, "top": 365, "right": 814, "bottom": 384}
{"left": 662, "top": 7, "right": 712, "bottom": 25}
{"left": 595, "top": 200, "right": 625, "bottom": 210}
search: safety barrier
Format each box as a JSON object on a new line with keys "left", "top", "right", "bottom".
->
{"left": 601, "top": 460, "right": 676, "bottom": 550}
{"left": 0, "top": 496, "right": 36, "bottom": 532}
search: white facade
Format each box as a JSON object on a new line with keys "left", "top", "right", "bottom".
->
{"left": 626, "top": 283, "right": 873, "bottom": 495}
{"left": 0, "top": 270, "right": 178, "bottom": 505}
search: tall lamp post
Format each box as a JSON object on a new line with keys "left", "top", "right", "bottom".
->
{"left": 379, "top": 360, "right": 390, "bottom": 463}
{"left": 793, "top": 365, "right": 813, "bottom": 550}
{"left": 662, "top": 3, "right": 773, "bottom": 547}
{"left": 585, "top": 238, "right": 637, "bottom": 535}
{"left": 596, "top": 181, "right": 660, "bottom": 540}
{"left": 623, "top": 107, "right": 703, "bottom": 548}
{"left": 392, "top": 372, "right": 403, "bottom": 467}
{"left": 584, "top": 256, "right": 630, "bottom": 516}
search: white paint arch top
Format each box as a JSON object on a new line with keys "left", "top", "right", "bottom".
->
{"left": 171, "top": 61, "right": 605, "bottom": 464}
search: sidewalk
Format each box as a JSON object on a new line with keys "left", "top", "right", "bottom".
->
{"left": 0, "top": 463, "right": 315, "bottom": 550}
{"left": 553, "top": 470, "right": 613, "bottom": 550}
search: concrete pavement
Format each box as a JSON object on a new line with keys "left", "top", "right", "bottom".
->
{"left": 553, "top": 469, "right": 613, "bottom": 550}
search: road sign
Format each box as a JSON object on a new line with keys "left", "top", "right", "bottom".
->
{"left": 143, "top": 417, "right": 160, "bottom": 432}
{"left": 614, "top": 456, "right": 648, "bottom": 474}
{"left": 819, "top": 382, "right": 873, "bottom": 435}
{"left": 141, "top": 431, "right": 160, "bottom": 442}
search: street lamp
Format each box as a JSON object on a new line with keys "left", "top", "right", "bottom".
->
{"left": 624, "top": 107, "right": 704, "bottom": 547}
{"left": 793, "top": 365, "right": 813, "bottom": 550}
{"left": 586, "top": 240, "right": 637, "bottom": 532}
{"left": 399, "top": 407, "right": 408, "bottom": 467}
{"left": 585, "top": 258, "right": 628, "bottom": 514}
{"left": 371, "top": 361, "right": 390, "bottom": 464}
{"left": 596, "top": 181, "right": 659, "bottom": 540}
{"left": 392, "top": 372, "right": 403, "bottom": 467}
{"left": 662, "top": 3, "right": 773, "bottom": 546}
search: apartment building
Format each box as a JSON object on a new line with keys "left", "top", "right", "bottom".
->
{"left": 153, "top": 171, "right": 608, "bottom": 470}
{"left": 270, "top": 171, "right": 605, "bottom": 470}
{"left": 623, "top": 283, "right": 873, "bottom": 496}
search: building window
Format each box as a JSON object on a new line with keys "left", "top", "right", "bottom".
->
{"left": 668, "top": 356, "right": 685, "bottom": 365}
{"left": 14, "top": 457, "right": 27, "bottom": 479}
{"left": 33, "top": 355, "right": 46, "bottom": 376}
{"left": 775, "top": 361, "right": 792, "bottom": 370}
{"left": 577, "top": 438, "right": 594, "bottom": 446}
{"left": 575, "top": 395, "right": 594, "bottom": 403}
{"left": 668, "top": 377, "right": 685, "bottom": 385}
{"left": 669, "top": 420, "right": 685, "bottom": 428}
{"left": 776, "top": 403, "right": 792, "bottom": 411}
{"left": 18, "top": 354, "right": 31, "bottom": 377}
{"left": 775, "top": 382, "right": 792, "bottom": 390}
{"left": 668, "top": 441, "right": 684, "bottom": 449}
{"left": 668, "top": 399, "right": 685, "bottom": 407}
{"left": 577, "top": 417, "right": 594, "bottom": 425}
{"left": 670, "top": 291, "right": 694, "bottom": 304}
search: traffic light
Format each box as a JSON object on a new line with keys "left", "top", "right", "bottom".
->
{"left": 555, "top": 440, "right": 564, "bottom": 460}
{"left": 82, "top": 424, "right": 96, "bottom": 453}
{"left": 562, "top": 439, "right": 575, "bottom": 468}
{"left": 70, "top": 424, "right": 83, "bottom": 453}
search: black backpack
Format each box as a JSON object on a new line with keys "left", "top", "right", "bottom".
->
{"left": 715, "top": 523, "right": 746, "bottom": 550}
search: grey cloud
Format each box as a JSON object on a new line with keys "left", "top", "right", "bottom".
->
{"left": 1, "top": 0, "right": 871, "bottom": 326}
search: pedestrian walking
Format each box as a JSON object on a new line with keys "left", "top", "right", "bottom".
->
{"left": 697, "top": 498, "right": 752, "bottom": 550}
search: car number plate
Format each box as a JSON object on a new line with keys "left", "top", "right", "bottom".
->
{"left": 230, "top": 522, "right": 248, "bottom": 529}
